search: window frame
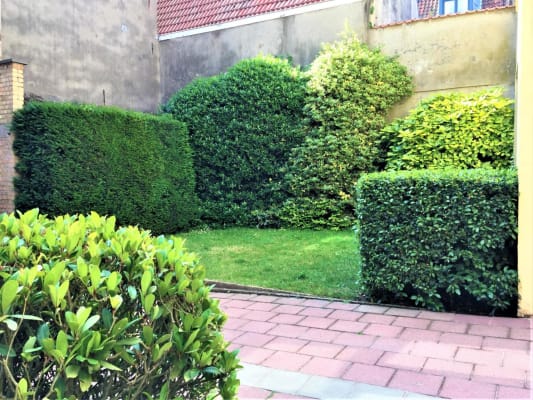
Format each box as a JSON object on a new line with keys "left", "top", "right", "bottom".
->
{"left": 439, "top": 0, "right": 482, "bottom": 15}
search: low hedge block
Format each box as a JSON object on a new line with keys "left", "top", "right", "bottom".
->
{"left": 355, "top": 168, "right": 518, "bottom": 314}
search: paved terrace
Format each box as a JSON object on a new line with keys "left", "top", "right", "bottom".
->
{"left": 211, "top": 292, "right": 532, "bottom": 400}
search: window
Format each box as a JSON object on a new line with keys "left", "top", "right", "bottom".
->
{"left": 440, "top": 0, "right": 482, "bottom": 15}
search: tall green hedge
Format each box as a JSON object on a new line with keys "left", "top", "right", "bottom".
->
{"left": 162, "top": 55, "right": 307, "bottom": 227}
{"left": 12, "top": 102, "right": 198, "bottom": 233}
{"left": 356, "top": 168, "right": 518, "bottom": 314}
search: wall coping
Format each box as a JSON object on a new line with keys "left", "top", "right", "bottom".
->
{"left": 372, "top": 5, "right": 515, "bottom": 29}
{"left": 0, "top": 58, "right": 27, "bottom": 66}
{"left": 158, "top": 0, "right": 363, "bottom": 40}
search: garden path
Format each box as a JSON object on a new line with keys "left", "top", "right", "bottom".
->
{"left": 212, "top": 292, "right": 532, "bottom": 400}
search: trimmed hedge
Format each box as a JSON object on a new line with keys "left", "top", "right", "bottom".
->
{"left": 12, "top": 102, "right": 198, "bottom": 233}
{"left": 162, "top": 55, "right": 307, "bottom": 227}
{"left": 356, "top": 169, "right": 518, "bottom": 314}
{"left": 384, "top": 88, "right": 514, "bottom": 171}
{"left": 0, "top": 209, "right": 239, "bottom": 399}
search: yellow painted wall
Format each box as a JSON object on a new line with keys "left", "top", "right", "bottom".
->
{"left": 368, "top": 8, "right": 516, "bottom": 118}
{"left": 516, "top": 0, "right": 533, "bottom": 317}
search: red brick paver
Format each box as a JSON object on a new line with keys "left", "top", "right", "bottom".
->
{"left": 214, "top": 292, "right": 533, "bottom": 399}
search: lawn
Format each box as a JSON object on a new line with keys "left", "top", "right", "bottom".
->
{"left": 176, "top": 228, "right": 361, "bottom": 300}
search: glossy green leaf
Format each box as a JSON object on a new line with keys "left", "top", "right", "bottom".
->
{"left": 2, "top": 280, "right": 19, "bottom": 314}
{"left": 141, "top": 270, "right": 151, "bottom": 296}
{"left": 65, "top": 364, "right": 80, "bottom": 379}
{"left": 56, "top": 330, "right": 69, "bottom": 356}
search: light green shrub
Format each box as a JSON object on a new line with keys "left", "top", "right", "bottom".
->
{"left": 280, "top": 31, "right": 413, "bottom": 229}
{"left": 0, "top": 209, "right": 240, "bottom": 399}
{"left": 384, "top": 88, "right": 514, "bottom": 170}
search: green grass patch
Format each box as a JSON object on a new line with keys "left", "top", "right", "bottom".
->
{"left": 176, "top": 228, "right": 361, "bottom": 300}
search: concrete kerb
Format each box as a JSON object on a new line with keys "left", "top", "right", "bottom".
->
{"left": 207, "top": 280, "right": 424, "bottom": 312}
{"left": 239, "top": 363, "right": 442, "bottom": 399}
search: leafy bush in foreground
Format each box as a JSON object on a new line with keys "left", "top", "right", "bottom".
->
{"left": 280, "top": 31, "right": 413, "bottom": 229}
{"left": 13, "top": 102, "right": 198, "bottom": 234}
{"left": 384, "top": 88, "right": 514, "bottom": 170}
{"left": 163, "top": 55, "right": 307, "bottom": 227}
{"left": 0, "top": 209, "right": 239, "bottom": 399}
{"left": 356, "top": 169, "right": 518, "bottom": 314}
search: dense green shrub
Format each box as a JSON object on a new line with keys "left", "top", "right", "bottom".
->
{"left": 384, "top": 88, "right": 514, "bottom": 170}
{"left": 162, "top": 55, "right": 307, "bottom": 227}
{"left": 12, "top": 102, "right": 198, "bottom": 234}
{"left": 356, "top": 169, "right": 518, "bottom": 314}
{"left": 280, "top": 31, "right": 413, "bottom": 229}
{"left": 0, "top": 209, "right": 240, "bottom": 399}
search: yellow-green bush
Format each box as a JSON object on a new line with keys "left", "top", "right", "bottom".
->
{"left": 384, "top": 88, "right": 514, "bottom": 170}
{"left": 280, "top": 31, "right": 413, "bottom": 229}
{"left": 0, "top": 210, "right": 239, "bottom": 399}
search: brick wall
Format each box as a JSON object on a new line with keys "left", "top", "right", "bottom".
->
{"left": 0, "top": 60, "right": 25, "bottom": 213}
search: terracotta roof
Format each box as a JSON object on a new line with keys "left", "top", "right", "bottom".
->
{"left": 157, "top": 0, "right": 329, "bottom": 35}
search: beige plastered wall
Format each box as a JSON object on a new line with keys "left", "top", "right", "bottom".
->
{"left": 515, "top": 0, "right": 533, "bottom": 317}
{"left": 1, "top": 0, "right": 161, "bottom": 112}
{"left": 159, "top": 0, "right": 368, "bottom": 102}
{"left": 368, "top": 7, "right": 516, "bottom": 119}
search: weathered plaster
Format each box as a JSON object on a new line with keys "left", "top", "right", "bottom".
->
{"left": 369, "top": 8, "right": 516, "bottom": 118}
{"left": 159, "top": 1, "right": 367, "bottom": 103}
{"left": 1, "top": 0, "right": 161, "bottom": 112}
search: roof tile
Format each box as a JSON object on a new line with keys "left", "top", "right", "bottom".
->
{"left": 157, "top": 0, "right": 328, "bottom": 35}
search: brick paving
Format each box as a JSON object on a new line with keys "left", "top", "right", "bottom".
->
{"left": 212, "top": 292, "right": 533, "bottom": 399}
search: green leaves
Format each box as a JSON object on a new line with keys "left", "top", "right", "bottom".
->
{"left": 0, "top": 210, "right": 240, "bottom": 399}
{"left": 12, "top": 101, "right": 198, "bottom": 234}
{"left": 164, "top": 55, "right": 307, "bottom": 227}
{"left": 281, "top": 30, "right": 412, "bottom": 229}
{"left": 384, "top": 88, "right": 514, "bottom": 171}
{"left": 2, "top": 279, "right": 19, "bottom": 314}
{"left": 356, "top": 169, "right": 518, "bottom": 314}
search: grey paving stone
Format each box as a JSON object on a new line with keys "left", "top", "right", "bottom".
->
{"left": 240, "top": 363, "right": 310, "bottom": 395}
{"left": 239, "top": 363, "right": 443, "bottom": 399}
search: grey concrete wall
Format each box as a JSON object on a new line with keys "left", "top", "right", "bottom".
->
{"left": 1, "top": 0, "right": 160, "bottom": 112}
{"left": 159, "top": 0, "right": 367, "bottom": 103}
{"left": 368, "top": 7, "right": 516, "bottom": 118}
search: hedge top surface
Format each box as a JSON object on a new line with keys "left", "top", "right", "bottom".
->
{"left": 358, "top": 167, "right": 518, "bottom": 185}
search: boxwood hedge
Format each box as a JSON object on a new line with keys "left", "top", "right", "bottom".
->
{"left": 356, "top": 168, "right": 518, "bottom": 314}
